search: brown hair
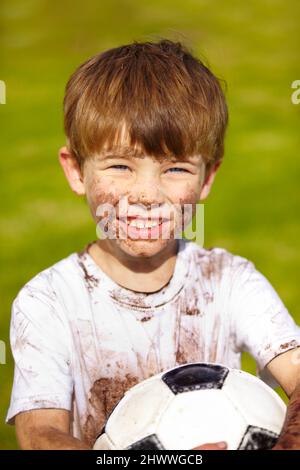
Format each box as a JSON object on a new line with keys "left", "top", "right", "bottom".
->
{"left": 63, "top": 39, "right": 228, "bottom": 172}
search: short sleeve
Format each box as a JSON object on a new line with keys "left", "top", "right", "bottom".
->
{"left": 6, "top": 274, "right": 73, "bottom": 424}
{"left": 231, "top": 259, "right": 300, "bottom": 374}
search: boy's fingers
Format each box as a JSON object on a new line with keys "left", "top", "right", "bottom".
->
{"left": 192, "top": 441, "right": 227, "bottom": 450}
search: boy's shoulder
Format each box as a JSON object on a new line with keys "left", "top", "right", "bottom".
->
{"left": 184, "top": 239, "right": 254, "bottom": 276}
{"left": 14, "top": 250, "right": 81, "bottom": 304}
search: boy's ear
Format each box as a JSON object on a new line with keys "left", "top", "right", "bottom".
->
{"left": 199, "top": 160, "right": 222, "bottom": 201}
{"left": 58, "top": 146, "right": 85, "bottom": 195}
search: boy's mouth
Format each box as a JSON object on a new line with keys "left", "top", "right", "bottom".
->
{"left": 118, "top": 216, "right": 170, "bottom": 228}
{"left": 116, "top": 216, "right": 171, "bottom": 239}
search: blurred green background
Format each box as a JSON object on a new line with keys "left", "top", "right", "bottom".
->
{"left": 1, "top": 0, "right": 299, "bottom": 449}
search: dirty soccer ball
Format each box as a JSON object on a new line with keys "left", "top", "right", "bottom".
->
{"left": 93, "top": 362, "right": 286, "bottom": 450}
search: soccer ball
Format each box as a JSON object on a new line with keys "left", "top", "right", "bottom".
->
{"left": 93, "top": 362, "right": 286, "bottom": 450}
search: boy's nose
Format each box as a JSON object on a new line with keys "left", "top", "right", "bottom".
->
{"left": 128, "top": 180, "right": 166, "bottom": 207}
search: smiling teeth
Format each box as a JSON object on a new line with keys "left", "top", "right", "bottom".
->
{"left": 127, "top": 219, "right": 161, "bottom": 228}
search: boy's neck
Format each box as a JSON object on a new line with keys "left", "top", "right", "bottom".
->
{"left": 87, "top": 239, "right": 179, "bottom": 294}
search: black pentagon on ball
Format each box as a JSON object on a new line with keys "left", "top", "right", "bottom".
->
{"left": 238, "top": 425, "right": 279, "bottom": 450}
{"left": 126, "top": 434, "right": 165, "bottom": 450}
{"left": 162, "top": 363, "right": 229, "bottom": 394}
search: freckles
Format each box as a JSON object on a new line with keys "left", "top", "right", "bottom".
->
{"left": 169, "top": 183, "right": 199, "bottom": 204}
{"left": 177, "top": 183, "right": 199, "bottom": 205}
{"left": 179, "top": 191, "right": 199, "bottom": 206}
{"left": 175, "top": 185, "right": 199, "bottom": 228}
{"left": 88, "top": 178, "right": 121, "bottom": 211}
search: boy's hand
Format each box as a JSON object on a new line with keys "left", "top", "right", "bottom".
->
{"left": 192, "top": 441, "right": 228, "bottom": 450}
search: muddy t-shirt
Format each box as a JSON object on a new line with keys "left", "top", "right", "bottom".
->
{"left": 6, "top": 238, "right": 300, "bottom": 446}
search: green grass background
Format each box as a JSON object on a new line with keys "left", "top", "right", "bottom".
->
{"left": 1, "top": 0, "right": 299, "bottom": 449}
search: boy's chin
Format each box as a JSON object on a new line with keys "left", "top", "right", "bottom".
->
{"left": 114, "top": 237, "right": 179, "bottom": 258}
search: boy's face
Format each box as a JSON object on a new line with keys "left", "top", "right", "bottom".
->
{"left": 59, "top": 136, "right": 220, "bottom": 260}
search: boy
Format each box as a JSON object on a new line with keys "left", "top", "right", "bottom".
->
{"left": 6, "top": 40, "right": 300, "bottom": 450}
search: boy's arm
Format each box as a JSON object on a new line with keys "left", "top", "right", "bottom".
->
{"left": 15, "top": 409, "right": 90, "bottom": 450}
{"left": 265, "top": 348, "right": 300, "bottom": 450}
{"left": 17, "top": 409, "right": 227, "bottom": 451}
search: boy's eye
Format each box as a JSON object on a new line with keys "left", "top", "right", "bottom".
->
{"left": 166, "top": 167, "right": 189, "bottom": 173}
{"left": 108, "top": 165, "right": 130, "bottom": 171}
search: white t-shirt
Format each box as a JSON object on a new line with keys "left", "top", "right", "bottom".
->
{"left": 6, "top": 238, "right": 300, "bottom": 447}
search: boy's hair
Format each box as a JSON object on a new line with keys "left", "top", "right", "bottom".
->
{"left": 63, "top": 39, "right": 228, "bottom": 172}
